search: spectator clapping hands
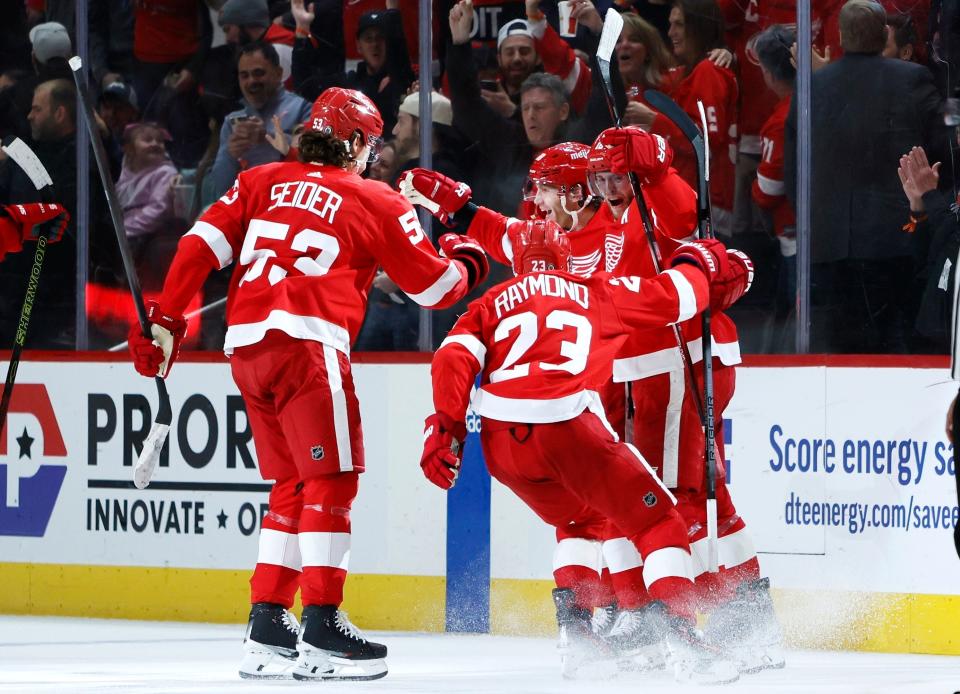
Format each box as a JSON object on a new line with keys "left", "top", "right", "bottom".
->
{"left": 898, "top": 146, "right": 940, "bottom": 212}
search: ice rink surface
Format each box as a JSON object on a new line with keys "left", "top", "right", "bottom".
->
{"left": 0, "top": 616, "right": 958, "bottom": 694}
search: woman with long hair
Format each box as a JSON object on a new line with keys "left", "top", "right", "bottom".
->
{"left": 660, "top": 0, "right": 738, "bottom": 234}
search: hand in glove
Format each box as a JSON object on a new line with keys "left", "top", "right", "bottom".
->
{"left": 605, "top": 128, "right": 673, "bottom": 184}
{"left": 420, "top": 412, "right": 467, "bottom": 489}
{"left": 398, "top": 168, "right": 472, "bottom": 226}
{"left": 667, "top": 238, "right": 729, "bottom": 282}
{"left": 128, "top": 300, "right": 187, "bottom": 378}
{"left": 0, "top": 202, "right": 69, "bottom": 258}
{"left": 710, "top": 248, "right": 753, "bottom": 311}
{"left": 438, "top": 232, "right": 489, "bottom": 291}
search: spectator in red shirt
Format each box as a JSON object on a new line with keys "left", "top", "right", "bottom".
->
{"left": 751, "top": 24, "right": 796, "bottom": 348}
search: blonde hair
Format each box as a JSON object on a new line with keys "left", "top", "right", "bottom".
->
{"left": 620, "top": 13, "right": 676, "bottom": 89}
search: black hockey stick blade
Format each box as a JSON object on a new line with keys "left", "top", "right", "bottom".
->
{"left": 0, "top": 138, "right": 55, "bottom": 441}
{"left": 644, "top": 89, "right": 711, "bottom": 239}
{"left": 69, "top": 56, "right": 172, "bottom": 489}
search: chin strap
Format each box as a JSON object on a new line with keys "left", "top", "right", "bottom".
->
{"left": 559, "top": 190, "right": 594, "bottom": 231}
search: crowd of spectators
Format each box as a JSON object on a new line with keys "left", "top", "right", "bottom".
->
{"left": 0, "top": 0, "right": 953, "bottom": 355}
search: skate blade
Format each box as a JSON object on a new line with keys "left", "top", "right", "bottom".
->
{"left": 671, "top": 660, "right": 740, "bottom": 686}
{"left": 293, "top": 654, "right": 388, "bottom": 681}
{"left": 238, "top": 646, "right": 297, "bottom": 680}
{"left": 616, "top": 645, "right": 666, "bottom": 674}
{"left": 737, "top": 645, "right": 786, "bottom": 675}
{"left": 560, "top": 653, "right": 619, "bottom": 681}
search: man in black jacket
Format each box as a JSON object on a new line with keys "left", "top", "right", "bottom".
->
{"left": 785, "top": 0, "right": 945, "bottom": 353}
{"left": 290, "top": 0, "right": 414, "bottom": 135}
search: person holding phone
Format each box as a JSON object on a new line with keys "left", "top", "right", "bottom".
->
{"left": 209, "top": 41, "right": 311, "bottom": 202}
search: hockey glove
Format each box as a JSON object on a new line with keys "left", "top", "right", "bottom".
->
{"left": 438, "top": 233, "right": 490, "bottom": 292}
{"left": 605, "top": 128, "right": 673, "bottom": 184}
{"left": 420, "top": 412, "right": 467, "bottom": 490}
{"left": 710, "top": 248, "right": 754, "bottom": 312}
{"left": 398, "top": 168, "right": 472, "bottom": 226}
{"left": 667, "top": 238, "right": 729, "bottom": 283}
{"left": 0, "top": 202, "right": 69, "bottom": 254}
{"left": 128, "top": 300, "right": 187, "bottom": 379}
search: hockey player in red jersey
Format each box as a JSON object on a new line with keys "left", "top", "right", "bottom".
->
{"left": 399, "top": 133, "right": 705, "bottom": 666}
{"left": 421, "top": 219, "right": 747, "bottom": 684}
{"left": 588, "top": 125, "right": 785, "bottom": 674}
{"left": 127, "top": 87, "right": 488, "bottom": 682}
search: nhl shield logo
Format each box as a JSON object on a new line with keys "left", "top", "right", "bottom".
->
{"left": 310, "top": 445, "right": 325, "bottom": 460}
{"left": 643, "top": 492, "right": 657, "bottom": 508}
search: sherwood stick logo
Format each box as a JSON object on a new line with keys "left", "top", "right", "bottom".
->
{"left": 0, "top": 384, "right": 68, "bottom": 537}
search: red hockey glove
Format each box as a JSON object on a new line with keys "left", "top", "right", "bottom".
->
{"left": 710, "top": 248, "right": 754, "bottom": 312}
{"left": 397, "top": 168, "right": 472, "bottom": 226}
{"left": 420, "top": 412, "right": 467, "bottom": 490}
{"left": 438, "top": 233, "right": 490, "bottom": 292}
{"left": 0, "top": 202, "right": 69, "bottom": 246}
{"left": 127, "top": 300, "right": 188, "bottom": 379}
{"left": 667, "top": 238, "right": 729, "bottom": 283}
{"left": 605, "top": 128, "right": 673, "bottom": 184}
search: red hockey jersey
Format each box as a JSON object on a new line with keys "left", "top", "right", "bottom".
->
{"left": 651, "top": 62, "right": 738, "bottom": 213}
{"left": 612, "top": 201, "right": 741, "bottom": 382}
{"left": 465, "top": 170, "right": 698, "bottom": 275}
{"left": 752, "top": 96, "right": 795, "bottom": 239}
{"left": 432, "top": 265, "right": 710, "bottom": 423}
{"left": 165, "top": 161, "right": 471, "bottom": 354}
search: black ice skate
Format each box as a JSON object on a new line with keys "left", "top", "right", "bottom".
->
{"left": 238, "top": 602, "right": 300, "bottom": 679}
{"left": 604, "top": 601, "right": 667, "bottom": 672}
{"left": 661, "top": 607, "right": 740, "bottom": 686}
{"left": 704, "top": 577, "right": 786, "bottom": 674}
{"left": 553, "top": 588, "right": 618, "bottom": 680}
{"left": 292, "top": 604, "right": 388, "bottom": 681}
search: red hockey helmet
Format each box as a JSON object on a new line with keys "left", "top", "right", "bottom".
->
{"left": 586, "top": 127, "right": 631, "bottom": 200}
{"left": 306, "top": 87, "right": 385, "bottom": 161}
{"left": 586, "top": 127, "right": 617, "bottom": 173}
{"left": 508, "top": 219, "right": 572, "bottom": 275}
{"left": 522, "top": 141, "right": 591, "bottom": 201}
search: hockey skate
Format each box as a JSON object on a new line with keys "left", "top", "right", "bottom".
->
{"left": 661, "top": 607, "right": 740, "bottom": 685}
{"left": 705, "top": 577, "right": 786, "bottom": 674}
{"left": 604, "top": 602, "right": 667, "bottom": 673}
{"left": 291, "top": 605, "right": 388, "bottom": 681}
{"left": 238, "top": 602, "right": 300, "bottom": 679}
{"left": 553, "top": 588, "right": 618, "bottom": 680}
{"left": 591, "top": 603, "right": 618, "bottom": 637}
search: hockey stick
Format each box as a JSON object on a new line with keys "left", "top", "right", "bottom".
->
{"left": 70, "top": 56, "right": 171, "bottom": 489}
{"left": 0, "top": 138, "right": 55, "bottom": 442}
{"left": 107, "top": 296, "right": 228, "bottom": 352}
{"left": 644, "top": 88, "right": 720, "bottom": 572}
{"left": 595, "top": 10, "right": 715, "bottom": 493}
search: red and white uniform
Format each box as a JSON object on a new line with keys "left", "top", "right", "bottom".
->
{"left": 650, "top": 62, "right": 738, "bottom": 214}
{"left": 158, "top": 160, "right": 472, "bottom": 608}
{"left": 177, "top": 161, "right": 470, "bottom": 359}
{"left": 752, "top": 96, "right": 795, "bottom": 252}
{"left": 433, "top": 266, "right": 712, "bottom": 615}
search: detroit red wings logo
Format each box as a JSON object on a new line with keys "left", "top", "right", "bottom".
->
{"left": 568, "top": 249, "right": 601, "bottom": 277}
{"left": 604, "top": 233, "right": 625, "bottom": 273}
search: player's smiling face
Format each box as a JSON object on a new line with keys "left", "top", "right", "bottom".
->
{"left": 592, "top": 171, "right": 633, "bottom": 220}
{"left": 534, "top": 184, "right": 573, "bottom": 230}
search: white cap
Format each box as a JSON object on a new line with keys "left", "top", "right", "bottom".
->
{"left": 398, "top": 91, "right": 453, "bottom": 127}
{"left": 497, "top": 19, "right": 533, "bottom": 49}
{"left": 29, "top": 22, "right": 72, "bottom": 64}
